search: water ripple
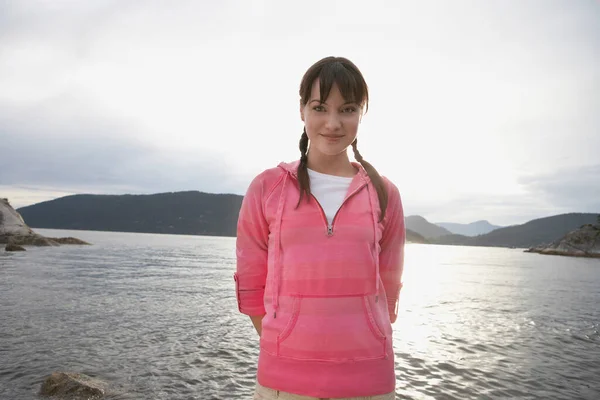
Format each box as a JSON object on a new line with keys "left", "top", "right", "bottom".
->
{"left": 1, "top": 230, "right": 599, "bottom": 400}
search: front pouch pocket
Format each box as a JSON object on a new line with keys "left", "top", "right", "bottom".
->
{"left": 276, "top": 295, "right": 387, "bottom": 362}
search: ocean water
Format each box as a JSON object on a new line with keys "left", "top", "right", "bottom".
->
{"left": 1, "top": 228, "right": 599, "bottom": 400}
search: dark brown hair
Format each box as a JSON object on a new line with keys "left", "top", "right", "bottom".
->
{"left": 297, "top": 56, "right": 388, "bottom": 221}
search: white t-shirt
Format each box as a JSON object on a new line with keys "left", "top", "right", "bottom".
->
{"left": 307, "top": 168, "right": 353, "bottom": 226}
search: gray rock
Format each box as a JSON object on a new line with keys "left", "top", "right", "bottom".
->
{"left": 51, "top": 237, "right": 91, "bottom": 245}
{"left": 0, "top": 198, "right": 34, "bottom": 236}
{"left": 1, "top": 198, "right": 90, "bottom": 249}
{"left": 7, "top": 235, "right": 59, "bottom": 247}
{"left": 40, "top": 372, "right": 107, "bottom": 399}
{"left": 525, "top": 223, "right": 600, "bottom": 258}
{"left": 5, "top": 243, "right": 26, "bottom": 251}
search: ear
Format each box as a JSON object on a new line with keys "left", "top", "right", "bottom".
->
{"left": 300, "top": 101, "right": 305, "bottom": 122}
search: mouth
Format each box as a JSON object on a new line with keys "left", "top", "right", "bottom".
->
{"left": 321, "top": 134, "right": 344, "bottom": 140}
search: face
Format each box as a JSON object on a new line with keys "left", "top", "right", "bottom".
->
{"left": 300, "top": 80, "right": 362, "bottom": 158}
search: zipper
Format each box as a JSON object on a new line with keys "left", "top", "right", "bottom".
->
{"left": 310, "top": 194, "right": 331, "bottom": 236}
{"left": 310, "top": 182, "right": 368, "bottom": 237}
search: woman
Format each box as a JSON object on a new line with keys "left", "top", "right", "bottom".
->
{"left": 235, "top": 56, "right": 405, "bottom": 399}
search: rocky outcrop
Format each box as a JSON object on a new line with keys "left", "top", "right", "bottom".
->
{"left": 1, "top": 198, "right": 90, "bottom": 250}
{"left": 0, "top": 198, "right": 34, "bottom": 236}
{"left": 5, "top": 243, "right": 26, "bottom": 251}
{"left": 525, "top": 223, "right": 600, "bottom": 258}
{"left": 4, "top": 234, "right": 59, "bottom": 247}
{"left": 4, "top": 235, "right": 90, "bottom": 247}
{"left": 52, "top": 237, "right": 90, "bottom": 245}
{"left": 40, "top": 372, "right": 107, "bottom": 399}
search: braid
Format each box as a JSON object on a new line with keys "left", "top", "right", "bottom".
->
{"left": 352, "top": 139, "right": 388, "bottom": 221}
{"left": 296, "top": 128, "right": 311, "bottom": 207}
{"left": 299, "top": 128, "right": 309, "bottom": 163}
{"left": 351, "top": 139, "right": 364, "bottom": 163}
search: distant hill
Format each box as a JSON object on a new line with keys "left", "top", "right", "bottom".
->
{"left": 405, "top": 215, "right": 452, "bottom": 239}
{"left": 16, "top": 192, "right": 428, "bottom": 243}
{"left": 18, "top": 194, "right": 597, "bottom": 249}
{"left": 431, "top": 213, "right": 599, "bottom": 248}
{"left": 431, "top": 233, "right": 470, "bottom": 245}
{"left": 435, "top": 220, "right": 503, "bottom": 236}
{"left": 406, "top": 229, "right": 427, "bottom": 244}
{"left": 17, "top": 192, "right": 243, "bottom": 237}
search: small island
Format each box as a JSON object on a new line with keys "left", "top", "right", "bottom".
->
{"left": 525, "top": 218, "right": 600, "bottom": 258}
{"left": 0, "top": 198, "right": 90, "bottom": 251}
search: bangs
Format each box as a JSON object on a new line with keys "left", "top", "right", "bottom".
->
{"left": 318, "top": 63, "right": 364, "bottom": 106}
{"left": 300, "top": 57, "right": 369, "bottom": 111}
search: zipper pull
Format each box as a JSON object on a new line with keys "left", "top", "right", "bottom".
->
{"left": 327, "top": 225, "right": 333, "bottom": 236}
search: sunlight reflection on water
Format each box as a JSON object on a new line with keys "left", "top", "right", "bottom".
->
{"left": 1, "top": 231, "right": 599, "bottom": 399}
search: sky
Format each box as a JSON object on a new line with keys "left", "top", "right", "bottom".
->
{"left": 1, "top": 0, "right": 599, "bottom": 226}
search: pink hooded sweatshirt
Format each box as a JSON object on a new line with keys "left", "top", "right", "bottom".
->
{"left": 234, "top": 160, "right": 405, "bottom": 398}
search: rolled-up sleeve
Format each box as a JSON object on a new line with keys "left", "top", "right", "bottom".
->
{"left": 234, "top": 175, "right": 269, "bottom": 316}
{"left": 379, "top": 181, "right": 406, "bottom": 324}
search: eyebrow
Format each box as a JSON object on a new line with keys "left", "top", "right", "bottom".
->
{"left": 309, "top": 99, "right": 358, "bottom": 106}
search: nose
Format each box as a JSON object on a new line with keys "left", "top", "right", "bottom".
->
{"left": 324, "top": 113, "right": 342, "bottom": 131}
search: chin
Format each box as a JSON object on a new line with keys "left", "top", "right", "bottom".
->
{"left": 314, "top": 145, "right": 351, "bottom": 157}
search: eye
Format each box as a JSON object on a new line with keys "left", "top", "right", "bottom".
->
{"left": 342, "top": 106, "right": 357, "bottom": 113}
{"left": 313, "top": 105, "right": 325, "bottom": 112}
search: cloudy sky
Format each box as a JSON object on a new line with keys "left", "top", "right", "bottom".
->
{"left": 1, "top": 0, "right": 599, "bottom": 226}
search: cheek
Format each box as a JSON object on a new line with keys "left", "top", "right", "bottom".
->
{"left": 344, "top": 116, "right": 360, "bottom": 132}
{"left": 304, "top": 116, "right": 323, "bottom": 136}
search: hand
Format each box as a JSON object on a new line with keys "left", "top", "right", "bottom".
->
{"left": 250, "top": 314, "right": 265, "bottom": 337}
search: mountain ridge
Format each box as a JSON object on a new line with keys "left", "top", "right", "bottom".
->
{"left": 435, "top": 220, "right": 503, "bottom": 236}
{"left": 17, "top": 191, "right": 243, "bottom": 237}
{"left": 405, "top": 215, "right": 452, "bottom": 239}
{"left": 430, "top": 213, "right": 598, "bottom": 248}
{"left": 16, "top": 192, "right": 597, "bottom": 249}
{"left": 15, "top": 192, "right": 426, "bottom": 243}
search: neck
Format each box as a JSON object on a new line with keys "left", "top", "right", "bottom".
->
{"left": 306, "top": 150, "right": 357, "bottom": 177}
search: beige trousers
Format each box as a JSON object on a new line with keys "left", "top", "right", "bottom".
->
{"left": 254, "top": 382, "right": 396, "bottom": 400}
